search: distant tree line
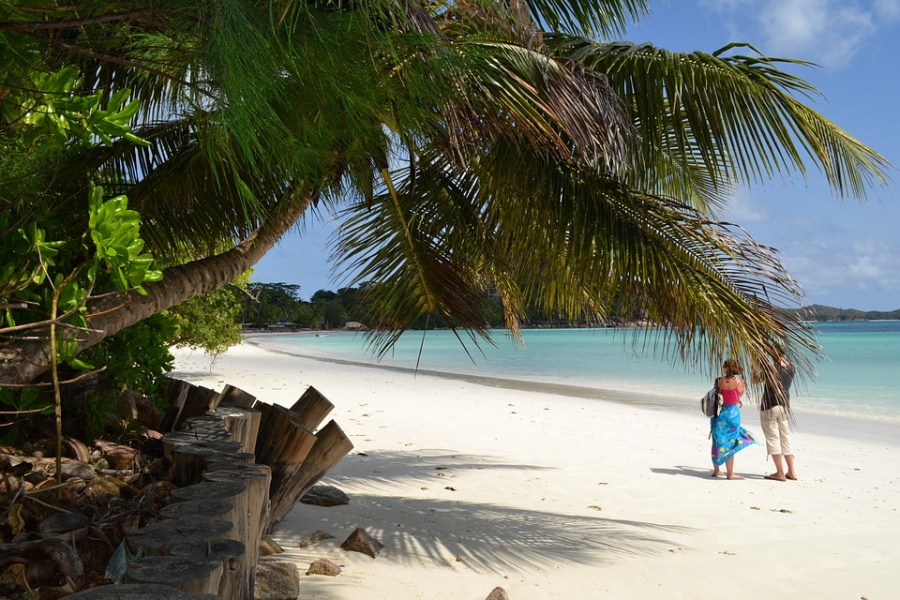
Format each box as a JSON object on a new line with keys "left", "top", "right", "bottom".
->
{"left": 241, "top": 286, "right": 900, "bottom": 331}
{"left": 240, "top": 282, "right": 646, "bottom": 330}
{"left": 787, "top": 304, "right": 900, "bottom": 322}
{"left": 239, "top": 282, "right": 502, "bottom": 330}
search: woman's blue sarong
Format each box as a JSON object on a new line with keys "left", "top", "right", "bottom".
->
{"left": 711, "top": 404, "right": 756, "bottom": 465}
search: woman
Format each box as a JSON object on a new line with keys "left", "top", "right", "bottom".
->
{"left": 711, "top": 358, "right": 757, "bottom": 479}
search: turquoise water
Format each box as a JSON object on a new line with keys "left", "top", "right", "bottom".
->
{"left": 252, "top": 321, "right": 900, "bottom": 423}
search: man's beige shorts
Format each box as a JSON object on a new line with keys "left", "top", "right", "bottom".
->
{"left": 760, "top": 405, "right": 793, "bottom": 456}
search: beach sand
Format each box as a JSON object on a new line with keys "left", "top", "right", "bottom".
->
{"left": 171, "top": 342, "right": 900, "bottom": 599}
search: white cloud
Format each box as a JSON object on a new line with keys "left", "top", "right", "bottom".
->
{"left": 702, "top": 0, "right": 899, "bottom": 69}
{"left": 720, "top": 189, "right": 769, "bottom": 223}
{"left": 698, "top": 0, "right": 756, "bottom": 13}
{"left": 875, "top": 0, "right": 900, "bottom": 20}
{"left": 782, "top": 236, "right": 900, "bottom": 308}
{"left": 759, "top": 0, "right": 875, "bottom": 68}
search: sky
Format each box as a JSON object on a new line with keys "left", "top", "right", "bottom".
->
{"left": 252, "top": 0, "right": 900, "bottom": 311}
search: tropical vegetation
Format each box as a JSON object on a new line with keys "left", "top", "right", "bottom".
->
{"left": 1, "top": 0, "right": 891, "bottom": 413}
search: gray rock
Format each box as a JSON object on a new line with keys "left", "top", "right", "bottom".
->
{"left": 254, "top": 558, "right": 300, "bottom": 600}
{"left": 306, "top": 558, "right": 342, "bottom": 576}
{"left": 300, "top": 484, "right": 350, "bottom": 507}
{"left": 36, "top": 511, "right": 90, "bottom": 534}
{"left": 340, "top": 528, "right": 384, "bottom": 558}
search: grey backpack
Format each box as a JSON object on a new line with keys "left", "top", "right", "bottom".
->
{"left": 701, "top": 383, "right": 722, "bottom": 417}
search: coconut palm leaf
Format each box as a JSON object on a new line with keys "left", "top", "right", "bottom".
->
{"left": 521, "top": 0, "right": 649, "bottom": 37}
{"left": 337, "top": 138, "right": 820, "bottom": 379}
{"left": 546, "top": 37, "right": 891, "bottom": 208}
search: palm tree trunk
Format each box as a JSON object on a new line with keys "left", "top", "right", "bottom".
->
{"left": 0, "top": 194, "right": 314, "bottom": 385}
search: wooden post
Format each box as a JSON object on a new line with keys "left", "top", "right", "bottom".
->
{"left": 264, "top": 419, "right": 353, "bottom": 533}
{"left": 218, "top": 384, "right": 257, "bottom": 408}
{"left": 169, "top": 480, "right": 246, "bottom": 505}
{"left": 124, "top": 555, "right": 223, "bottom": 595}
{"left": 253, "top": 403, "right": 317, "bottom": 526}
{"left": 163, "top": 431, "right": 243, "bottom": 488}
{"left": 127, "top": 517, "right": 233, "bottom": 557}
{"left": 172, "top": 385, "right": 222, "bottom": 431}
{"left": 168, "top": 479, "right": 253, "bottom": 600}
{"left": 203, "top": 463, "right": 271, "bottom": 600}
{"left": 289, "top": 385, "right": 334, "bottom": 431}
{"left": 62, "top": 582, "right": 221, "bottom": 599}
{"left": 208, "top": 406, "right": 261, "bottom": 454}
{"left": 170, "top": 539, "right": 246, "bottom": 600}
{"left": 85, "top": 379, "right": 354, "bottom": 600}
{"left": 160, "top": 378, "right": 194, "bottom": 432}
{"left": 159, "top": 499, "right": 234, "bottom": 522}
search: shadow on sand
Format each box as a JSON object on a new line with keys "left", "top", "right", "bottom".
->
{"left": 274, "top": 450, "right": 693, "bottom": 574}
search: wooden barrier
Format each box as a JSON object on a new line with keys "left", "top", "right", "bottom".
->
{"left": 69, "top": 379, "right": 352, "bottom": 599}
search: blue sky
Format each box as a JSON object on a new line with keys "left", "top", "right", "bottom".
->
{"left": 252, "top": 0, "right": 900, "bottom": 311}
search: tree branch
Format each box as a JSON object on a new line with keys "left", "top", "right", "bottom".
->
{"left": 0, "top": 10, "right": 163, "bottom": 32}
{"left": 18, "top": 31, "right": 201, "bottom": 94}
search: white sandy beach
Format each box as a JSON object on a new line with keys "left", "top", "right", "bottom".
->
{"left": 170, "top": 342, "right": 900, "bottom": 600}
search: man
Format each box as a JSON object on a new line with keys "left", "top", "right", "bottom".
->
{"left": 757, "top": 350, "right": 797, "bottom": 481}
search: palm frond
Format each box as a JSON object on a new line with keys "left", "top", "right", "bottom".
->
{"left": 546, "top": 37, "right": 891, "bottom": 205}
{"left": 415, "top": 36, "right": 636, "bottom": 173}
{"left": 335, "top": 137, "right": 821, "bottom": 381}
{"left": 335, "top": 157, "right": 493, "bottom": 357}
{"left": 523, "top": 0, "right": 650, "bottom": 38}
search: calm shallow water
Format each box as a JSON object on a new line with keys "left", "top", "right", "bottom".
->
{"left": 251, "top": 321, "right": 900, "bottom": 425}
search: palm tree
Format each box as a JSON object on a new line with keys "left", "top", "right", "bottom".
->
{"left": 0, "top": 0, "right": 890, "bottom": 387}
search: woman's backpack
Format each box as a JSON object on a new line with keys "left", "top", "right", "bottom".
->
{"left": 701, "top": 384, "right": 722, "bottom": 417}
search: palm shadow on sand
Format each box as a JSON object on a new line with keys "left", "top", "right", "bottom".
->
{"left": 274, "top": 450, "right": 693, "bottom": 574}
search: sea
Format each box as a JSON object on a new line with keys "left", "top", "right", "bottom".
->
{"left": 250, "top": 321, "right": 900, "bottom": 443}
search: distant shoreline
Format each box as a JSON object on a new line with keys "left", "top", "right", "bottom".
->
{"left": 241, "top": 315, "right": 900, "bottom": 337}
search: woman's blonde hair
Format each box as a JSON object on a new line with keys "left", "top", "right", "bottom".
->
{"left": 723, "top": 358, "right": 743, "bottom": 376}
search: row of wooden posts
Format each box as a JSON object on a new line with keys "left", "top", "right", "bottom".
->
{"left": 68, "top": 378, "right": 354, "bottom": 599}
